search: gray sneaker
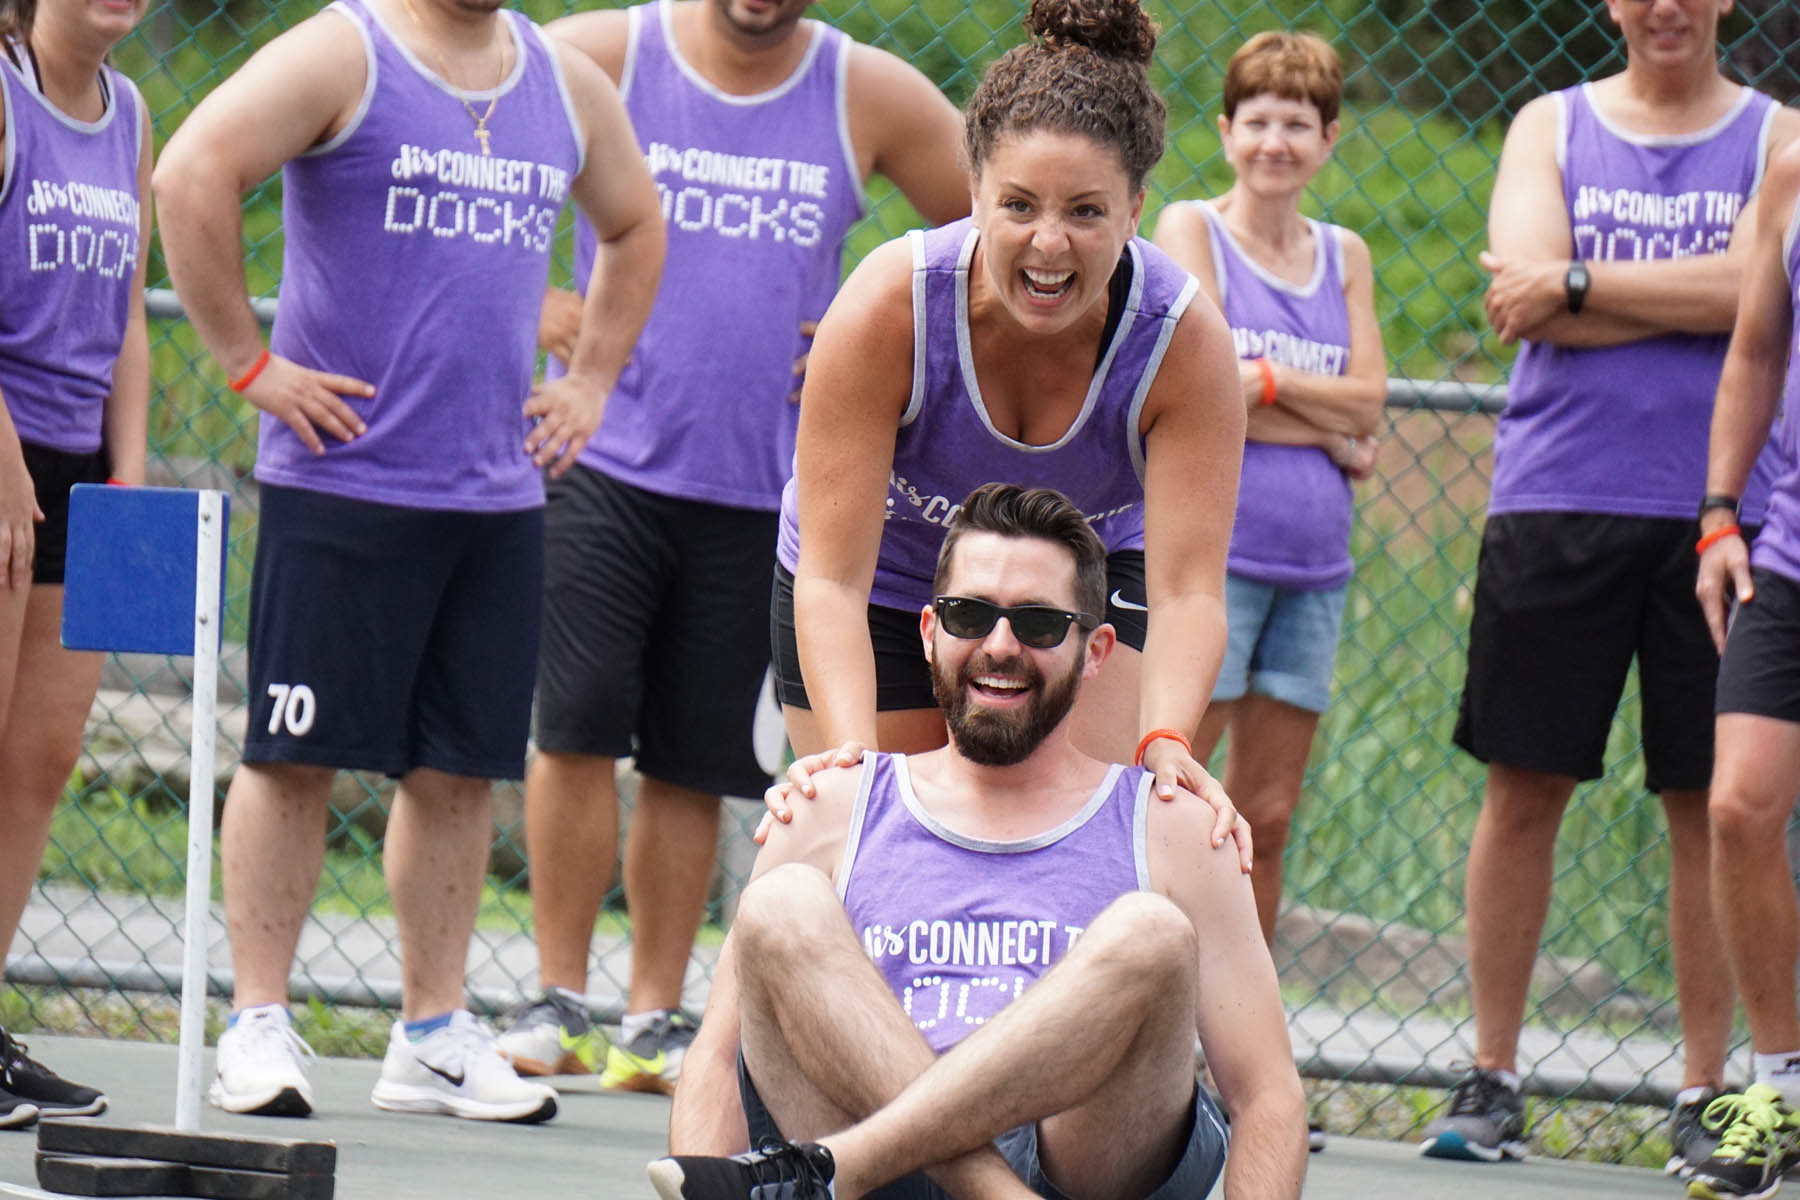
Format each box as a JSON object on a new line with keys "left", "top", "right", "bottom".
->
{"left": 496, "top": 990, "right": 604, "bottom": 1077}
{"left": 1419, "top": 1068, "right": 1527, "bottom": 1162}
{"left": 1667, "top": 1087, "right": 1723, "bottom": 1178}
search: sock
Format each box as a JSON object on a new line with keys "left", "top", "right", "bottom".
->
{"left": 620, "top": 1009, "right": 668, "bottom": 1042}
{"left": 228, "top": 1003, "right": 290, "bottom": 1030}
{"left": 1675, "top": 1085, "right": 1715, "bottom": 1108}
{"left": 1753, "top": 1051, "right": 1800, "bottom": 1103}
{"left": 405, "top": 1011, "right": 458, "bottom": 1042}
{"left": 549, "top": 986, "right": 586, "bottom": 1006}
{"left": 1490, "top": 1068, "right": 1521, "bottom": 1093}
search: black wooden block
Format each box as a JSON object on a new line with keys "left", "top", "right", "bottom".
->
{"left": 37, "top": 1153, "right": 335, "bottom": 1200}
{"left": 36, "top": 1121, "right": 336, "bottom": 1175}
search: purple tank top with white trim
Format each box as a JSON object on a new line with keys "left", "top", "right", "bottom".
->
{"left": 776, "top": 217, "right": 1201, "bottom": 612}
{"left": 1492, "top": 84, "right": 1784, "bottom": 522}
{"left": 259, "top": 0, "right": 583, "bottom": 511}
{"left": 0, "top": 48, "right": 143, "bottom": 454}
{"left": 1197, "top": 201, "right": 1353, "bottom": 589}
{"left": 555, "top": 0, "right": 863, "bottom": 510}
{"left": 1749, "top": 192, "right": 1800, "bottom": 583}
{"left": 838, "top": 753, "right": 1149, "bottom": 1055}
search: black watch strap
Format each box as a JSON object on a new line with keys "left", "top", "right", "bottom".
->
{"left": 1565, "top": 261, "right": 1590, "bottom": 315}
{"left": 1699, "top": 492, "right": 1740, "bottom": 521}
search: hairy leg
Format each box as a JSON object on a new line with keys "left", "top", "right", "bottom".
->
{"left": 1464, "top": 763, "right": 1575, "bottom": 1073}
{"left": 1709, "top": 715, "right": 1800, "bottom": 1053}
{"left": 624, "top": 776, "right": 721, "bottom": 1012}
{"left": 1662, "top": 786, "right": 1732, "bottom": 1089}
{"left": 822, "top": 892, "right": 1199, "bottom": 1200}
{"left": 524, "top": 750, "right": 619, "bottom": 993}
{"left": 386, "top": 767, "right": 493, "bottom": 1021}
{"left": 734, "top": 863, "right": 1029, "bottom": 1198}
{"left": 221, "top": 762, "right": 336, "bottom": 1009}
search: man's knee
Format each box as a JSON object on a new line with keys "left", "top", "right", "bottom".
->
{"left": 734, "top": 863, "right": 844, "bottom": 960}
{"left": 1085, "top": 892, "right": 1199, "bottom": 983}
{"left": 1710, "top": 757, "right": 1797, "bottom": 846}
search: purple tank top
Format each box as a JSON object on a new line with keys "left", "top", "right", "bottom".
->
{"left": 556, "top": 0, "right": 863, "bottom": 510}
{"left": 0, "top": 47, "right": 143, "bottom": 455}
{"left": 776, "top": 218, "right": 1201, "bottom": 611}
{"left": 839, "top": 753, "right": 1149, "bottom": 1054}
{"left": 1749, "top": 192, "right": 1800, "bottom": 583}
{"left": 1197, "top": 202, "right": 1353, "bottom": 589}
{"left": 259, "top": 0, "right": 583, "bottom": 511}
{"left": 1492, "top": 84, "right": 1780, "bottom": 521}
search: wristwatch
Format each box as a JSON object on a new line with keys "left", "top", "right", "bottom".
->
{"left": 1565, "top": 261, "right": 1590, "bottom": 315}
{"left": 1699, "top": 492, "right": 1740, "bottom": 522}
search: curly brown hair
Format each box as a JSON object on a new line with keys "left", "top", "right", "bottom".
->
{"left": 964, "top": 0, "right": 1166, "bottom": 193}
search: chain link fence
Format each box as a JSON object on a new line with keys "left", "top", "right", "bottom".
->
{"left": 8, "top": 0, "right": 1791, "bottom": 1163}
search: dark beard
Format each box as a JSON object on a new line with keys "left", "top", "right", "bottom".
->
{"left": 932, "top": 647, "right": 1084, "bottom": 767}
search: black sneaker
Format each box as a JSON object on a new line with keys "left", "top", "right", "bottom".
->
{"left": 647, "top": 1138, "right": 835, "bottom": 1199}
{"left": 0, "top": 1028, "right": 105, "bottom": 1119}
{"left": 1685, "top": 1085, "right": 1800, "bottom": 1200}
{"left": 0, "top": 1081, "right": 39, "bottom": 1131}
{"left": 1668, "top": 1087, "right": 1723, "bottom": 1178}
{"left": 1419, "top": 1067, "right": 1527, "bottom": 1162}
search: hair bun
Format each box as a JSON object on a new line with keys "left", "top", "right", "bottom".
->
{"left": 1025, "top": 0, "right": 1157, "bottom": 67}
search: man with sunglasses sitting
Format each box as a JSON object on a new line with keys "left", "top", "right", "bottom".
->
{"left": 646, "top": 482, "right": 1305, "bottom": 1200}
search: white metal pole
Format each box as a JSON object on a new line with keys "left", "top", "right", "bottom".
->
{"left": 175, "top": 491, "right": 224, "bottom": 1131}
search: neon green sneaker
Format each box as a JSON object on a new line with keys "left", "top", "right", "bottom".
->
{"left": 1686, "top": 1084, "right": 1800, "bottom": 1200}
{"left": 600, "top": 1012, "right": 697, "bottom": 1096}
{"left": 496, "top": 990, "right": 605, "bottom": 1077}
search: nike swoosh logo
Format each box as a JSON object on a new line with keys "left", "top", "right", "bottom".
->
{"left": 423, "top": 1062, "right": 465, "bottom": 1088}
{"left": 1109, "top": 588, "right": 1148, "bottom": 613}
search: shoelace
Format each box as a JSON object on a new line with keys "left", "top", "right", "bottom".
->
{"left": 1703, "top": 1092, "right": 1792, "bottom": 1163}
{"left": 0, "top": 1029, "right": 46, "bottom": 1086}
{"left": 744, "top": 1138, "right": 833, "bottom": 1191}
{"left": 1446, "top": 1070, "right": 1512, "bottom": 1119}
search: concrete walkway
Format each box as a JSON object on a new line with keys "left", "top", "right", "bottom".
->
{"left": 0, "top": 1035, "right": 1673, "bottom": 1199}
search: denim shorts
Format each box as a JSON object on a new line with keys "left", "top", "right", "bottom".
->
{"left": 1212, "top": 573, "right": 1348, "bottom": 714}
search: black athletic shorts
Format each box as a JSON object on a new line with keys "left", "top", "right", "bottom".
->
{"left": 242, "top": 484, "right": 543, "bottom": 780}
{"left": 23, "top": 441, "right": 110, "bottom": 586}
{"left": 1718, "top": 567, "right": 1800, "bottom": 724}
{"left": 1453, "top": 511, "right": 1718, "bottom": 792}
{"left": 770, "top": 550, "right": 1149, "bottom": 712}
{"left": 739, "top": 1051, "right": 1227, "bottom": 1200}
{"left": 534, "top": 465, "right": 776, "bottom": 797}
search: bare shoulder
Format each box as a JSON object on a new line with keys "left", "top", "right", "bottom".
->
{"left": 822, "top": 234, "right": 916, "bottom": 341}
{"left": 545, "top": 8, "right": 631, "bottom": 83}
{"left": 255, "top": 5, "right": 369, "bottom": 80}
{"left": 1144, "top": 787, "right": 1256, "bottom": 912}
{"left": 845, "top": 39, "right": 944, "bottom": 111}
{"left": 1335, "top": 224, "right": 1374, "bottom": 280}
{"left": 549, "top": 32, "right": 622, "bottom": 105}
{"left": 1150, "top": 197, "right": 1206, "bottom": 245}
{"left": 1499, "top": 91, "right": 1560, "bottom": 156}
{"left": 1761, "top": 136, "right": 1800, "bottom": 214}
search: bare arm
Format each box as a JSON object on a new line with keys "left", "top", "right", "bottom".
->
{"left": 1149, "top": 795, "right": 1306, "bottom": 1199}
{"left": 848, "top": 45, "right": 968, "bottom": 226}
{"left": 0, "top": 85, "right": 31, "bottom": 587}
{"left": 1697, "top": 140, "right": 1800, "bottom": 649}
{"left": 544, "top": 8, "right": 630, "bottom": 82}
{"left": 520, "top": 41, "right": 664, "bottom": 477}
{"left": 152, "top": 12, "right": 374, "bottom": 451}
{"left": 668, "top": 765, "right": 860, "bottom": 1153}
{"left": 103, "top": 103, "right": 154, "bottom": 487}
{"left": 1135, "top": 297, "right": 1243, "bottom": 773}
{"left": 792, "top": 239, "right": 915, "bottom": 749}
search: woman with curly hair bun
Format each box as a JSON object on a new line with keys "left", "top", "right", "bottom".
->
{"left": 768, "top": 0, "right": 1252, "bottom": 867}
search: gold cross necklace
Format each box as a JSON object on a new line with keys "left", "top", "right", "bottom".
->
{"left": 398, "top": 0, "right": 507, "bottom": 156}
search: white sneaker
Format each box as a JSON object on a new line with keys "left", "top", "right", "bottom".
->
{"left": 209, "top": 1007, "right": 316, "bottom": 1117}
{"left": 370, "top": 1011, "right": 557, "bottom": 1123}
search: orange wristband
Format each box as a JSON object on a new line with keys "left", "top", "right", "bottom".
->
{"left": 228, "top": 347, "right": 271, "bottom": 393}
{"left": 1696, "top": 524, "right": 1741, "bottom": 556}
{"left": 1255, "top": 357, "right": 1277, "bottom": 406}
{"left": 1134, "top": 728, "right": 1192, "bottom": 766}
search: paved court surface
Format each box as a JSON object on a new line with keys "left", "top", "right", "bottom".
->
{"left": 0, "top": 1035, "right": 1674, "bottom": 1199}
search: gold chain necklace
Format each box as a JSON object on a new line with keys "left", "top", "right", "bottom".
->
{"left": 398, "top": 0, "right": 507, "bottom": 156}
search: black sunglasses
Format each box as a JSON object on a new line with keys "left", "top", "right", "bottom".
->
{"left": 932, "top": 595, "right": 1098, "bottom": 650}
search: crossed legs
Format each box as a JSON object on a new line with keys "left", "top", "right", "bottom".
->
{"left": 733, "top": 863, "right": 1198, "bottom": 1199}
